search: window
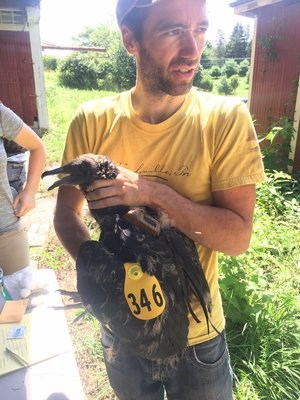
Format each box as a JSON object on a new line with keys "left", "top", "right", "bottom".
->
{"left": 0, "top": 9, "right": 25, "bottom": 26}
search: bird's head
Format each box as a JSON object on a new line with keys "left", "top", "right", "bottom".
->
{"left": 42, "top": 154, "right": 119, "bottom": 191}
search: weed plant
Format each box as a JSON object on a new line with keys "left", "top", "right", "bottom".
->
{"left": 220, "top": 172, "right": 300, "bottom": 399}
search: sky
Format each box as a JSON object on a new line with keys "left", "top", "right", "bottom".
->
{"left": 39, "top": 0, "right": 254, "bottom": 46}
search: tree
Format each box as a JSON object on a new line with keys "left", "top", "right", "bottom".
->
{"left": 201, "top": 40, "right": 216, "bottom": 69}
{"left": 74, "top": 25, "right": 121, "bottom": 57}
{"left": 59, "top": 25, "right": 136, "bottom": 91}
{"left": 215, "top": 29, "right": 227, "bottom": 60}
{"left": 226, "top": 22, "right": 251, "bottom": 60}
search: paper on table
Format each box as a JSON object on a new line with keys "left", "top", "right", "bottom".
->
{"left": 0, "top": 307, "right": 72, "bottom": 376}
{"left": 0, "top": 314, "right": 31, "bottom": 375}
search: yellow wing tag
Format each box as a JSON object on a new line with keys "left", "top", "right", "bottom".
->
{"left": 124, "top": 263, "right": 165, "bottom": 320}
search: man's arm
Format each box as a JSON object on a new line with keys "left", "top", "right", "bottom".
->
{"left": 85, "top": 167, "right": 256, "bottom": 256}
{"left": 150, "top": 182, "right": 256, "bottom": 256}
{"left": 54, "top": 185, "right": 91, "bottom": 260}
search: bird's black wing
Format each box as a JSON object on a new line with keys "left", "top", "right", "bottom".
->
{"left": 161, "top": 228, "right": 213, "bottom": 333}
{"left": 76, "top": 239, "right": 189, "bottom": 363}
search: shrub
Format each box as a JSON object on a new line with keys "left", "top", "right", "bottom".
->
{"left": 246, "top": 70, "right": 250, "bottom": 84}
{"left": 193, "top": 69, "right": 214, "bottom": 92}
{"left": 239, "top": 59, "right": 250, "bottom": 77}
{"left": 222, "top": 59, "right": 239, "bottom": 78}
{"left": 217, "top": 76, "right": 234, "bottom": 95}
{"left": 209, "top": 65, "right": 222, "bottom": 79}
{"left": 260, "top": 117, "right": 296, "bottom": 172}
{"left": 229, "top": 74, "right": 240, "bottom": 92}
{"left": 256, "top": 171, "right": 300, "bottom": 217}
{"left": 96, "top": 60, "right": 118, "bottom": 91}
{"left": 198, "top": 75, "right": 214, "bottom": 92}
{"left": 193, "top": 66, "right": 204, "bottom": 87}
{"left": 58, "top": 56, "right": 100, "bottom": 90}
{"left": 114, "top": 46, "right": 136, "bottom": 91}
{"left": 43, "top": 55, "right": 58, "bottom": 71}
{"left": 220, "top": 170, "right": 300, "bottom": 400}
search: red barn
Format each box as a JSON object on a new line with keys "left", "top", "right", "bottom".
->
{"left": 0, "top": 0, "right": 48, "bottom": 132}
{"left": 230, "top": 0, "right": 300, "bottom": 172}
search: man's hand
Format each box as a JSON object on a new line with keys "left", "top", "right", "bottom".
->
{"left": 85, "top": 166, "right": 153, "bottom": 210}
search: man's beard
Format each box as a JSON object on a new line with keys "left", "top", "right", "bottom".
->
{"left": 138, "top": 46, "right": 198, "bottom": 96}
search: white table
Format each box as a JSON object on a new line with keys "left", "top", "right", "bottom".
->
{"left": 0, "top": 270, "right": 85, "bottom": 400}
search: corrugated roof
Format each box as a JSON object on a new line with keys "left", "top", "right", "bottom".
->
{"left": 230, "top": 0, "right": 300, "bottom": 8}
{"left": 0, "top": 0, "right": 40, "bottom": 7}
{"left": 229, "top": 0, "right": 253, "bottom": 7}
{"left": 229, "top": 0, "right": 282, "bottom": 16}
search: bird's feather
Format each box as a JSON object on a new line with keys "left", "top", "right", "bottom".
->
{"left": 42, "top": 153, "right": 214, "bottom": 366}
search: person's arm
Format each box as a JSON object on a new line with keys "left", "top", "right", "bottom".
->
{"left": 148, "top": 180, "right": 255, "bottom": 256}
{"left": 13, "top": 124, "right": 46, "bottom": 217}
{"left": 54, "top": 185, "right": 91, "bottom": 260}
{"left": 85, "top": 167, "right": 256, "bottom": 256}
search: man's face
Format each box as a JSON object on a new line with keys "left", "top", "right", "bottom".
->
{"left": 133, "top": 0, "right": 208, "bottom": 96}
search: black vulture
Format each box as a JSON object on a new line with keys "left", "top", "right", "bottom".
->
{"left": 42, "top": 154, "right": 213, "bottom": 367}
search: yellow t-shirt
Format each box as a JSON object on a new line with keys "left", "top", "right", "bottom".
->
{"left": 62, "top": 88, "right": 266, "bottom": 345}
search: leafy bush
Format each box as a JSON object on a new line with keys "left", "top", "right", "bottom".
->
{"left": 260, "top": 117, "right": 296, "bottom": 172}
{"left": 220, "top": 171, "right": 300, "bottom": 400}
{"left": 193, "top": 66, "right": 204, "bottom": 87}
{"left": 114, "top": 45, "right": 136, "bottom": 91}
{"left": 256, "top": 171, "right": 300, "bottom": 216}
{"left": 222, "top": 59, "right": 239, "bottom": 78}
{"left": 58, "top": 56, "right": 100, "bottom": 90}
{"left": 193, "top": 69, "right": 214, "bottom": 91}
{"left": 43, "top": 55, "right": 58, "bottom": 71}
{"left": 57, "top": 45, "right": 136, "bottom": 92}
{"left": 229, "top": 74, "right": 239, "bottom": 92}
{"left": 209, "top": 65, "right": 222, "bottom": 79}
{"left": 217, "top": 76, "right": 234, "bottom": 95}
{"left": 198, "top": 76, "right": 214, "bottom": 92}
{"left": 96, "top": 60, "right": 118, "bottom": 91}
{"left": 246, "top": 69, "right": 250, "bottom": 84}
{"left": 238, "top": 59, "right": 250, "bottom": 77}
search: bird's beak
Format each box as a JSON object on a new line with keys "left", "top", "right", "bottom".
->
{"left": 42, "top": 166, "right": 83, "bottom": 190}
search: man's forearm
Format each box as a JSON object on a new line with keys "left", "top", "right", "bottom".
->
{"left": 148, "top": 183, "right": 255, "bottom": 256}
{"left": 54, "top": 209, "right": 91, "bottom": 260}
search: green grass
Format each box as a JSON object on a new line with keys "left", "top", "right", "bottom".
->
{"left": 42, "top": 73, "right": 300, "bottom": 400}
{"left": 42, "top": 72, "right": 116, "bottom": 164}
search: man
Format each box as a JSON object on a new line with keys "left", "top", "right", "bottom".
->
{"left": 54, "top": 0, "right": 265, "bottom": 398}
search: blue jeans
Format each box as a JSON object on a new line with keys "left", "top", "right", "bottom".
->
{"left": 100, "top": 326, "right": 233, "bottom": 400}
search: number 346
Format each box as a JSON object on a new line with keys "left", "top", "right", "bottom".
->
{"left": 127, "top": 284, "right": 164, "bottom": 315}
